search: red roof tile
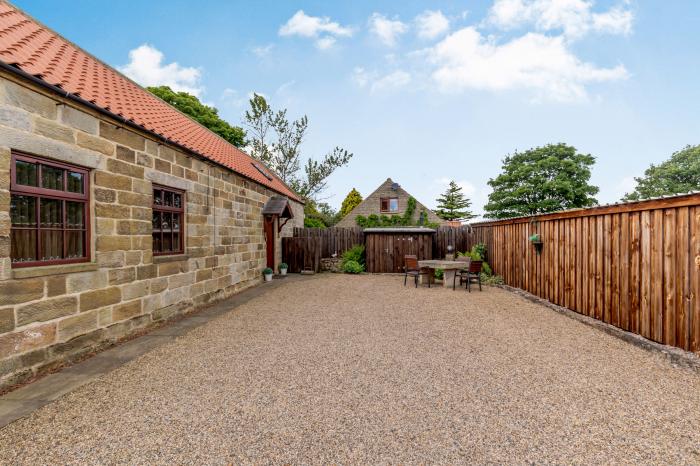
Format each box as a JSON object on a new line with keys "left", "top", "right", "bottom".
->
{"left": 0, "top": 2, "right": 300, "bottom": 200}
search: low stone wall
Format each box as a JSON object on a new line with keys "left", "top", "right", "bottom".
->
{"left": 320, "top": 257, "right": 342, "bottom": 273}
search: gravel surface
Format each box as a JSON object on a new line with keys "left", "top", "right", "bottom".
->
{"left": 1, "top": 274, "right": 700, "bottom": 464}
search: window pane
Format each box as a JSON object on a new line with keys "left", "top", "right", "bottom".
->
{"left": 11, "top": 230, "right": 36, "bottom": 263}
{"left": 162, "top": 233, "right": 172, "bottom": 252}
{"left": 11, "top": 195, "right": 37, "bottom": 227}
{"left": 41, "top": 230, "right": 63, "bottom": 260}
{"left": 173, "top": 232, "right": 180, "bottom": 252}
{"left": 389, "top": 198, "right": 399, "bottom": 212}
{"left": 66, "top": 231, "right": 84, "bottom": 259}
{"left": 15, "top": 160, "right": 38, "bottom": 186}
{"left": 174, "top": 193, "right": 182, "bottom": 209}
{"left": 66, "top": 202, "right": 84, "bottom": 229}
{"left": 40, "top": 198, "right": 63, "bottom": 228}
{"left": 153, "top": 189, "right": 162, "bottom": 206}
{"left": 162, "top": 212, "right": 172, "bottom": 231}
{"left": 41, "top": 165, "right": 64, "bottom": 191}
{"left": 164, "top": 191, "right": 173, "bottom": 207}
{"left": 67, "top": 172, "right": 84, "bottom": 193}
{"left": 152, "top": 232, "right": 162, "bottom": 253}
{"left": 172, "top": 213, "right": 180, "bottom": 231}
{"left": 152, "top": 211, "right": 161, "bottom": 230}
{"left": 380, "top": 199, "right": 388, "bottom": 211}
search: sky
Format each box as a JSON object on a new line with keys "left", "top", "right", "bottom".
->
{"left": 15, "top": 0, "right": 700, "bottom": 217}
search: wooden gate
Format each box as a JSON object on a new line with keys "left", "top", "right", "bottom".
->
{"left": 364, "top": 228, "right": 434, "bottom": 273}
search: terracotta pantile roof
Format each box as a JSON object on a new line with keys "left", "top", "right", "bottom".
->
{"left": 0, "top": 2, "right": 300, "bottom": 200}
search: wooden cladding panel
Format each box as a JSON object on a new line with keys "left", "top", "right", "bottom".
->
{"left": 472, "top": 197, "right": 700, "bottom": 353}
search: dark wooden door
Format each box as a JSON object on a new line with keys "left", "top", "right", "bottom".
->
{"left": 264, "top": 216, "right": 275, "bottom": 269}
{"left": 366, "top": 233, "right": 433, "bottom": 273}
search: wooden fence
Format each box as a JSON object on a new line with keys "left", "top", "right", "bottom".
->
{"left": 291, "top": 227, "right": 364, "bottom": 258}
{"left": 281, "top": 237, "right": 321, "bottom": 273}
{"left": 433, "top": 226, "right": 490, "bottom": 259}
{"left": 474, "top": 193, "right": 700, "bottom": 353}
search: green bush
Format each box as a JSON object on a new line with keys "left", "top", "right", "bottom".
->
{"left": 434, "top": 268, "right": 444, "bottom": 280}
{"left": 342, "top": 260, "right": 364, "bottom": 274}
{"left": 458, "top": 244, "right": 492, "bottom": 276}
{"left": 481, "top": 274, "right": 504, "bottom": 285}
{"left": 263, "top": 267, "right": 273, "bottom": 275}
{"left": 472, "top": 242, "right": 487, "bottom": 261}
{"left": 342, "top": 244, "right": 365, "bottom": 266}
{"left": 279, "top": 263, "right": 288, "bottom": 269}
{"left": 304, "top": 217, "right": 326, "bottom": 228}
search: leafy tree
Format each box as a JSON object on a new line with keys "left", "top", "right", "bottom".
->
{"left": 483, "top": 143, "right": 599, "bottom": 219}
{"left": 303, "top": 200, "right": 339, "bottom": 228}
{"left": 622, "top": 145, "right": 700, "bottom": 201}
{"left": 435, "top": 181, "right": 476, "bottom": 221}
{"left": 244, "top": 93, "right": 352, "bottom": 201}
{"left": 339, "top": 188, "right": 363, "bottom": 218}
{"left": 147, "top": 86, "right": 246, "bottom": 147}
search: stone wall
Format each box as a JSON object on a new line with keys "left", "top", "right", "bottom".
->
{"left": 0, "top": 74, "right": 303, "bottom": 389}
{"left": 336, "top": 177, "right": 443, "bottom": 228}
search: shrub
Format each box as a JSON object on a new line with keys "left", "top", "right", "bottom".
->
{"left": 304, "top": 217, "right": 325, "bottom": 228}
{"left": 342, "top": 244, "right": 365, "bottom": 266}
{"left": 279, "top": 263, "right": 288, "bottom": 269}
{"left": 472, "top": 242, "right": 487, "bottom": 261}
{"left": 342, "top": 260, "right": 364, "bottom": 274}
{"left": 263, "top": 267, "right": 273, "bottom": 275}
{"left": 434, "top": 268, "right": 444, "bottom": 280}
{"left": 481, "top": 274, "right": 504, "bottom": 285}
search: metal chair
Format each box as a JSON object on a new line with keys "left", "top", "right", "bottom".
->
{"left": 454, "top": 260, "right": 483, "bottom": 292}
{"left": 403, "top": 255, "right": 431, "bottom": 288}
{"left": 452, "top": 256, "right": 470, "bottom": 290}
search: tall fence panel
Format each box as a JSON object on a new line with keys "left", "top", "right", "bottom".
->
{"left": 282, "top": 237, "right": 321, "bottom": 273}
{"left": 473, "top": 193, "right": 700, "bottom": 353}
{"left": 292, "top": 227, "right": 364, "bottom": 258}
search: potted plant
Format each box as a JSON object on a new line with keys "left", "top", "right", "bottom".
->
{"left": 529, "top": 233, "right": 544, "bottom": 254}
{"left": 263, "top": 267, "right": 273, "bottom": 282}
{"left": 279, "top": 263, "right": 288, "bottom": 275}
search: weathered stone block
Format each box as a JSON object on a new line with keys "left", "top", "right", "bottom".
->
{"left": 45, "top": 275, "right": 67, "bottom": 297}
{"left": 60, "top": 105, "right": 98, "bottom": 134}
{"left": 94, "top": 187, "right": 116, "bottom": 203}
{"left": 131, "top": 179, "right": 152, "bottom": 195}
{"left": 125, "top": 251, "right": 142, "bottom": 266}
{"left": 131, "top": 235, "right": 151, "bottom": 250}
{"left": 96, "top": 251, "right": 125, "bottom": 268}
{"left": 34, "top": 116, "right": 75, "bottom": 143}
{"left": 75, "top": 131, "right": 114, "bottom": 156}
{"left": 0, "top": 307, "right": 14, "bottom": 333}
{"left": 94, "top": 171, "right": 131, "bottom": 191}
{"left": 169, "top": 272, "right": 195, "bottom": 289}
{"left": 0, "top": 104, "right": 32, "bottom": 131}
{"left": 96, "top": 218, "right": 115, "bottom": 235}
{"left": 66, "top": 270, "right": 108, "bottom": 294}
{"left": 122, "top": 281, "right": 149, "bottom": 300}
{"left": 97, "top": 235, "right": 131, "bottom": 252}
{"left": 116, "top": 145, "right": 135, "bottom": 163}
{"left": 0, "top": 80, "right": 57, "bottom": 119}
{"left": 117, "top": 191, "right": 150, "bottom": 206}
{"left": 0, "top": 278, "right": 44, "bottom": 305}
{"left": 158, "top": 145, "right": 177, "bottom": 162}
{"left": 108, "top": 267, "right": 136, "bottom": 285}
{"left": 117, "top": 220, "right": 151, "bottom": 235}
{"left": 136, "top": 264, "right": 157, "bottom": 280}
{"left": 158, "top": 261, "right": 187, "bottom": 277}
{"left": 0, "top": 322, "right": 56, "bottom": 357}
{"left": 145, "top": 139, "right": 158, "bottom": 155}
{"left": 49, "top": 328, "right": 106, "bottom": 358}
{"left": 112, "top": 300, "right": 142, "bottom": 322}
{"left": 151, "top": 301, "right": 188, "bottom": 321}
{"left": 107, "top": 158, "right": 144, "bottom": 179}
{"left": 58, "top": 310, "right": 98, "bottom": 341}
{"left": 16, "top": 296, "right": 77, "bottom": 326}
{"left": 79, "top": 287, "right": 121, "bottom": 312}
{"left": 95, "top": 203, "right": 130, "bottom": 219}
{"left": 196, "top": 269, "right": 212, "bottom": 282}
{"left": 136, "top": 152, "right": 153, "bottom": 168}
{"left": 99, "top": 121, "right": 145, "bottom": 150}
{"left": 154, "top": 158, "right": 171, "bottom": 174}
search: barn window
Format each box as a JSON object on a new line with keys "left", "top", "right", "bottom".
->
{"left": 380, "top": 197, "right": 399, "bottom": 213}
{"left": 152, "top": 185, "right": 185, "bottom": 255}
{"left": 10, "top": 152, "right": 89, "bottom": 267}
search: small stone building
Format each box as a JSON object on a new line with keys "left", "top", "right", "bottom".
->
{"left": 0, "top": 4, "right": 303, "bottom": 389}
{"left": 336, "top": 178, "right": 444, "bottom": 228}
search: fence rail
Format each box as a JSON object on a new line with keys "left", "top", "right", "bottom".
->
{"left": 291, "top": 227, "right": 364, "bottom": 259}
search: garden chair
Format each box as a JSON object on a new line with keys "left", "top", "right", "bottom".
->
{"left": 451, "top": 256, "right": 470, "bottom": 290}
{"left": 403, "top": 255, "right": 431, "bottom": 288}
{"left": 454, "top": 260, "right": 482, "bottom": 292}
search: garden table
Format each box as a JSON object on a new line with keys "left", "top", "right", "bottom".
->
{"left": 418, "top": 259, "right": 469, "bottom": 288}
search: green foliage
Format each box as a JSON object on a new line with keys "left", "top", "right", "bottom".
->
{"left": 263, "top": 267, "right": 273, "bottom": 275}
{"left": 458, "top": 243, "right": 492, "bottom": 276}
{"left": 355, "top": 197, "right": 431, "bottom": 228}
{"left": 481, "top": 274, "right": 504, "bottom": 286}
{"left": 434, "top": 268, "right": 444, "bottom": 280}
{"left": 244, "top": 93, "right": 352, "bottom": 201}
{"left": 471, "top": 242, "right": 487, "bottom": 261}
{"left": 623, "top": 145, "right": 700, "bottom": 201}
{"left": 339, "top": 188, "right": 363, "bottom": 218}
{"left": 484, "top": 143, "right": 599, "bottom": 219}
{"left": 279, "top": 262, "right": 288, "bottom": 269}
{"left": 304, "top": 217, "right": 325, "bottom": 228}
{"left": 342, "top": 244, "right": 365, "bottom": 266}
{"left": 435, "top": 181, "right": 476, "bottom": 221}
{"left": 342, "top": 260, "right": 364, "bottom": 274}
{"left": 529, "top": 233, "right": 541, "bottom": 242}
{"left": 304, "top": 200, "right": 339, "bottom": 228}
{"left": 147, "top": 86, "right": 246, "bottom": 147}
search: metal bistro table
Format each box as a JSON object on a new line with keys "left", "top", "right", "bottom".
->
{"left": 418, "top": 259, "right": 469, "bottom": 288}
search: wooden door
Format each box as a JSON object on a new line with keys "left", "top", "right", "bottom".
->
{"left": 264, "top": 216, "right": 275, "bottom": 269}
{"left": 366, "top": 233, "right": 433, "bottom": 273}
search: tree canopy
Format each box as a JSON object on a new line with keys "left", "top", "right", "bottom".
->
{"left": 623, "top": 145, "right": 700, "bottom": 201}
{"left": 304, "top": 200, "right": 339, "bottom": 228}
{"left": 435, "top": 181, "right": 475, "bottom": 221}
{"left": 339, "top": 188, "right": 363, "bottom": 218}
{"left": 147, "top": 86, "right": 246, "bottom": 147}
{"left": 483, "top": 143, "right": 599, "bottom": 219}
{"left": 244, "top": 93, "right": 352, "bottom": 201}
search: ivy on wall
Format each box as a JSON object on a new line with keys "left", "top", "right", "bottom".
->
{"left": 355, "top": 197, "right": 439, "bottom": 228}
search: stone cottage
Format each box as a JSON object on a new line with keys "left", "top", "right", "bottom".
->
{"left": 0, "top": 3, "right": 303, "bottom": 389}
{"left": 336, "top": 178, "right": 444, "bottom": 227}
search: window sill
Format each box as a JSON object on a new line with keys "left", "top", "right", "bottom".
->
{"left": 12, "top": 262, "right": 99, "bottom": 279}
{"left": 153, "top": 254, "right": 189, "bottom": 264}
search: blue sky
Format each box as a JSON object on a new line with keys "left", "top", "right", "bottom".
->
{"left": 16, "top": 0, "right": 700, "bottom": 216}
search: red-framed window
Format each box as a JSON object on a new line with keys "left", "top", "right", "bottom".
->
{"left": 152, "top": 185, "right": 185, "bottom": 255}
{"left": 10, "top": 152, "right": 90, "bottom": 268}
{"left": 380, "top": 197, "right": 399, "bottom": 213}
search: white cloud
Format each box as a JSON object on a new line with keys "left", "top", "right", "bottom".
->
{"left": 251, "top": 44, "right": 274, "bottom": 58}
{"left": 430, "top": 27, "right": 628, "bottom": 101}
{"left": 368, "top": 13, "right": 408, "bottom": 47}
{"left": 415, "top": 10, "right": 450, "bottom": 39}
{"left": 221, "top": 88, "right": 247, "bottom": 108}
{"left": 119, "top": 44, "right": 203, "bottom": 96}
{"left": 371, "top": 70, "right": 411, "bottom": 93}
{"left": 279, "top": 10, "right": 352, "bottom": 49}
{"left": 487, "top": 0, "right": 633, "bottom": 39}
{"left": 352, "top": 67, "right": 371, "bottom": 88}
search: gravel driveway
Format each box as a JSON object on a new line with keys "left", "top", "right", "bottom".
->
{"left": 1, "top": 274, "right": 699, "bottom": 464}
